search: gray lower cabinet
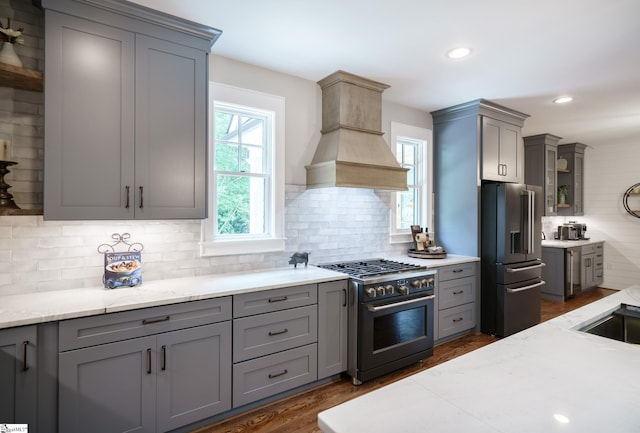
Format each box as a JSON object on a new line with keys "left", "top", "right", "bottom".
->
{"left": 232, "top": 343, "right": 318, "bottom": 408}
{"left": 232, "top": 284, "right": 322, "bottom": 408}
{"left": 58, "top": 298, "right": 232, "bottom": 433}
{"left": 436, "top": 262, "right": 477, "bottom": 341}
{"left": 317, "top": 280, "right": 348, "bottom": 379}
{"left": 541, "top": 242, "right": 603, "bottom": 301}
{"left": 0, "top": 325, "right": 37, "bottom": 428}
{"left": 42, "top": 0, "right": 218, "bottom": 220}
{"left": 582, "top": 242, "right": 604, "bottom": 290}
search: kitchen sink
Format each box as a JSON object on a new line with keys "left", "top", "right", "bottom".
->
{"left": 579, "top": 304, "right": 640, "bottom": 344}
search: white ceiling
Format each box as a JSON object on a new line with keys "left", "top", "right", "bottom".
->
{"left": 130, "top": 0, "right": 640, "bottom": 147}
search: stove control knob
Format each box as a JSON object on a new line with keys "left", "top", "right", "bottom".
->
{"left": 385, "top": 284, "right": 395, "bottom": 295}
{"left": 410, "top": 280, "right": 421, "bottom": 288}
{"left": 365, "top": 287, "right": 377, "bottom": 298}
{"left": 426, "top": 277, "right": 436, "bottom": 287}
{"left": 397, "top": 285, "right": 409, "bottom": 295}
{"left": 376, "top": 286, "right": 386, "bottom": 296}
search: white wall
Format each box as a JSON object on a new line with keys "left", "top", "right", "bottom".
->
{"left": 541, "top": 138, "right": 640, "bottom": 289}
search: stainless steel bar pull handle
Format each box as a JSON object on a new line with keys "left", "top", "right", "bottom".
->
{"left": 506, "top": 263, "right": 546, "bottom": 272}
{"left": 22, "top": 340, "right": 29, "bottom": 372}
{"left": 569, "top": 250, "right": 574, "bottom": 296}
{"left": 367, "top": 294, "right": 435, "bottom": 312}
{"left": 521, "top": 189, "right": 535, "bottom": 254}
{"left": 507, "top": 280, "right": 546, "bottom": 293}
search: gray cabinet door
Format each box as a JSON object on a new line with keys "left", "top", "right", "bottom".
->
{"left": 482, "top": 117, "right": 523, "bottom": 183}
{"left": 59, "top": 336, "right": 156, "bottom": 433}
{"left": 44, "top": 9, "right": 208, "bottom": 220}
{"left": 0, "top": 326, "right": 37, "bottom": 428}
{"left": 44, "top": 11, "right": 136, "bottom": 220}
{"left": 317, "top": 280, "right": 348, "bottom": 379}
{"left": 557, "top": 143, "right": 586, "bottom": 217}
{"left": 134, "top": 35, "right": 207, "bottom": 219}
{"left": 573, "top": 151, "right": 584, "bottom": 215}
{"left": 156, "top": 322, "right": 232, "bottom": 432}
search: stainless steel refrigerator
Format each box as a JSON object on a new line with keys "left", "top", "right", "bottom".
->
{"left": 481, "top": 183, "right": 545, "bottom": 337}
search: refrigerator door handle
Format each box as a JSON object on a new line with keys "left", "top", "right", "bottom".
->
{"left": 522, "top": 189, "right": 535, "bottom": 255}
{"left": 507, "top": 280, "right": 546, "bottom": 293}
{"left": 506, "top": 262, "right": 546, "bottom": 272}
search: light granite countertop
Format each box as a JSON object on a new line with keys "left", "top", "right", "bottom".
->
{"left": 0, "top": 266, "right": 348, "bottom": 330}
{"left": 0, "top": 254, "right": 479, "bottom": 330}
{"left": 318, "top": 285, "right": 640, "bottom": 433}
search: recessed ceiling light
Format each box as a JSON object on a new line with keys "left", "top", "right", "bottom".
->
{"left": 447, "top": 47, "right": 471, "bottom": 59}
{"left": 553, "top": 96, "right": 573, "bottom": 104}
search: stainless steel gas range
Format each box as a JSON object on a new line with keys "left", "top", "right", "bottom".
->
{"left": 317, "top": 259, "right": 436, "bottom": 385}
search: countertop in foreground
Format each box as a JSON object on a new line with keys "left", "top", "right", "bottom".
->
{"left": 318, "top": 286, "right": 640, "bottom": 433}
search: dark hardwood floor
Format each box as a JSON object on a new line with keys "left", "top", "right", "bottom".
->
{"left": 191, "top": 288, "right": 616, "bottom": 433}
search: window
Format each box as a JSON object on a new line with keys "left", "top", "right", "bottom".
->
{"left": 389, "top": 122, "right": 433, "bottom": 244}
{"left": 201, "top": 83, "right": 285, "bottom": 256}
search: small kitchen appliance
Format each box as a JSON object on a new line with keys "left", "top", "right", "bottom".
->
{"left": 316, "top": 259, "right": 436, "bottom": 385}
{"left": 556, "top": 222, "right": 588, "bottom": 240}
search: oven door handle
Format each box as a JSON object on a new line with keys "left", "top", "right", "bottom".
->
{"left": 506, "top": 263, "right": 546, "bottom": 272}
{"left": 506, "top": 280, "right": 546, "bottom": 293}
{"left": 367, "top": 294, "right": 435, "bottom": 312}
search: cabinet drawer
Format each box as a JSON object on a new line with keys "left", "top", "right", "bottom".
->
{"left": 232, "top": 343, "right": 317, "bottom": 408}
{"left": 233, "top": 284, "right": 317, "bottom": 318}
{"left": 438, "top": 262, "right": 476, "bottom": 282}
{"left": 233, "top": 305, "right": 318, "bottom": 362}
{"left": 438, "top": 303, "right": 475, "bottom": 340}
{"left": 438, "top": 277, "right": 475, "bottom": 310}
{"left": 582, "top": 244, "right": 596, "bottom": 254}
{"left": 59, "top": 297, "right": 232, "bottom": 351}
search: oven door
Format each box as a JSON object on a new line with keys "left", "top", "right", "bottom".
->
{"left": 358, "top": 292, "right": 435, "bottom": 372}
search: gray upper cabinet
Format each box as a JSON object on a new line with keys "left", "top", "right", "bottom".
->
{"left": 557, "top": 143, "right": 586, "bottom": 216}
{"left": 432, "top": 99, "right": 528, "bottom": 257}
{"left": 42, "top": 0, "right": 221, "bottom": 220}
{"left": 524, "top": 133, "right": 562, "bottom": 216}
{"left": 482, "top": 117, "right": 524, "bottom": 183}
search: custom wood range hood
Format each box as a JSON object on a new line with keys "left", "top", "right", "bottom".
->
{"left": 305, "top": 70, "right": 408, "bottom": 190}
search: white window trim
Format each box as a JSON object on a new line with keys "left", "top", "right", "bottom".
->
{"left": 200, "top": 82, "right": 286, "bottom": 257}
{"left": 389, "top": 122, "right": 433, "bottom": 244}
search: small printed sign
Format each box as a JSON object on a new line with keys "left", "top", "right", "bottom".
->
{"left": 103, "top": 251, "right": 142, "bottom": 289}
{"left": 0, "top": 425, "right": 29, "bottom": 433}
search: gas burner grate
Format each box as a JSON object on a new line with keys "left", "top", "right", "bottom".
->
{"left": 317, "top": 259, "right": 424, "bottom": 279}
